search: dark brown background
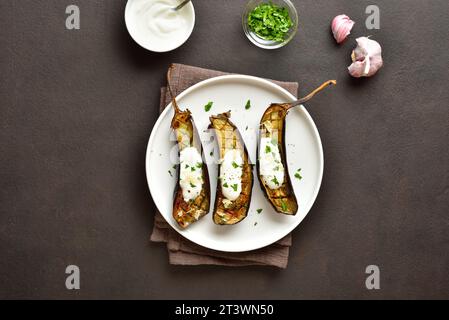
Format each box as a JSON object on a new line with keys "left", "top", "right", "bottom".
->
{"left": 1, "top": 0, "right": 448, "bottom": 299}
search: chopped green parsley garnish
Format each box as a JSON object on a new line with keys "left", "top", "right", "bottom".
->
{"left": 256, "top": 209, "right": 263, "bottom": 214}
{"left": 265, "top": 145, "right": 272, "bottom": 154}
{"left": 245, "top": 100, "right": 251, "bottom": 110}
{"left": 295, "top": 169, "right": 303, "bottom": 180}
{"left": 247, "top": 2, "right": 293, "bottom": 42}
{"left": 204, "top": 101, "right": 213, "bottom": 112}
{"left": 280, "top": 200, "right": 288, "bottom": 212}
{"left": 231, "top": 184, "right": 238, "bottom": 192}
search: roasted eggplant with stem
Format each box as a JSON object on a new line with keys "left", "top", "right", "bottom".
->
{"left": 168, "top": 67, "right": 211, "bottom": 228}
{"left": 209, "top": 112, "right": 254, "bottom": 225}
{"left": 258, "top": 80, "right": 337, "bottom": 215}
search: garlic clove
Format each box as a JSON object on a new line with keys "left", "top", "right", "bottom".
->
{"left": 331, "top": 14, "right": 355, "bottom": 44}
{"left": 348, "top": 37, "right": 383, "bottom": 78}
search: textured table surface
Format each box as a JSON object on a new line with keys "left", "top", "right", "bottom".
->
{"left": 1, "top": 0, "right": 448, "bottom": 299}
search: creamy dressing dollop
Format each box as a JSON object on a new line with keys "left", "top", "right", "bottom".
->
{"left": 220, "top": 150, "right": 243, "bottom": 201}
{"left": 259, "top": 138, "right": 285, "bottom": 190}
{"left": 179, "top": 147, "right": 204, "bottom": 202}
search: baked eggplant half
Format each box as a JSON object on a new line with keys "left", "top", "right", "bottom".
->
{"left": 169, "top": 72, "right": 210, "bottom": 229}
{"left": 258, "top": 80, "right": 337, "bottom": 215}
{"left": 209, "top": 112, "right": 254, "bottom": 225}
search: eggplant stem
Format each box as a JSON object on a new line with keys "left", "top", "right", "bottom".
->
{"left": 287, "top": 80, "right": 337, "bottom": 110}
{"left": 167, "top": 64, "right": 181, "bottom": 112}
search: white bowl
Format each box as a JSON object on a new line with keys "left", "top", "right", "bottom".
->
{"left": 125, "top": 0, "right": 195, "bottom": 53}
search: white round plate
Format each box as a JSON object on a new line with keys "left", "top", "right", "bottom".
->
{"left": 146, "top": 75, "right": 323, "bottom": 252}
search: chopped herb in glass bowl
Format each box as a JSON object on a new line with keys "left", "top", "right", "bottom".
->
{"left": 243, "top": 0, "right": 298, "bottom": 49}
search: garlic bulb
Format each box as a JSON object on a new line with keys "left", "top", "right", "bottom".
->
{"left": 348, "top": 37, "right": 383, "bottom": 78}
{"left": 331, "top": 14, "right": 355, "bottom": 44}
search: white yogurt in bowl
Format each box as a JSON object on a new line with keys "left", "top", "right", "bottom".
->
{"left": 125, "top": 0, "right": 195, "bottom": 52}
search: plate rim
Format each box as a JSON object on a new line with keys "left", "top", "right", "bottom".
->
{"left": 145, "top": 74, "right": 324, "bottom": 252}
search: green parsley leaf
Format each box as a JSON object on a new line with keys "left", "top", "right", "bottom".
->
{"left": 196, "top": 163, "right": 202, "bottom": 169}
{"left": 232, "top": 161, "right": 239, "bottom": 169}
{"left": 280, "top": 200, "right": 288, "bottom": 212}
{"left": 295, "top": 169, "right": 303, "bottom": 180}
{"left": 204, "top": 101, "right": 213, "bottom": 112}
{"left": 245, "top": 100, "right": 251, "bottom": 110}
{"left": 223, "top": 183, "right": 229, "bottom": 188}
{"left": 271, "top": 177, "right": 279, "bottom": 186}
{"left": 231, "top": 184, "right": 238, "bottom": 192}
{"left": 265, "top": 145, "right": 272, "bottom": 154}
{"left": 256, "top": 209, "right": 263, "bottom": 214}
{"left": 190, "top": 182, "right": 196, "bottom": 188}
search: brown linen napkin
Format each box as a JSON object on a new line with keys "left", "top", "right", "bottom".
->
{"left": 150, "top": 63, "right": 299, "bottom": 269}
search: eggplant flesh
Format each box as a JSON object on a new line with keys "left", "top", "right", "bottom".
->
{"left": 209, "top": 112, "right": 253, "bottom": 225}
{"left": 258, "top": 104, "right": 298, "bottom": 215}
{"left": 171, "top": 104, "right": 210, "bottom": 229}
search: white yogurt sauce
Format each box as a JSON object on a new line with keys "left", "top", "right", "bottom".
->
{"left": 220, "top": 150, "right": 243, "bottom": 201}
{"left": 259, "top": 138, "right": 285, "bottom": 190}
{"left": 126, "top": 0, "right": 194, "bottom": 52}
{"left": 179, "top": 147, "right": 204, "bottom": 202}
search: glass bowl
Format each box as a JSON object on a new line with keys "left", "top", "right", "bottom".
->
{"left": 242, "top": 0, "right": 299, "bottom": 49}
